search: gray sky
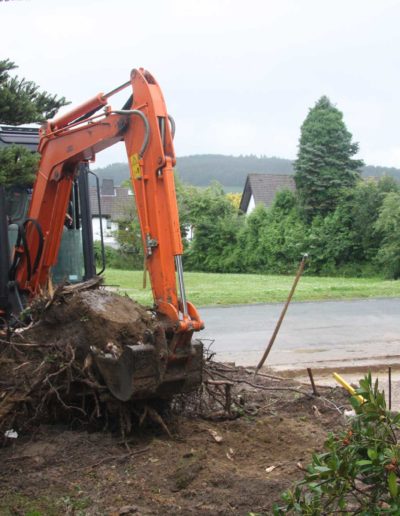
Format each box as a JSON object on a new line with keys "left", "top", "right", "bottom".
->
{"left": 3, "top": 0, "right": 400, "bottom": 168}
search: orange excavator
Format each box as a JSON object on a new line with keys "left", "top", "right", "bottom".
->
{"left": 0, "top": 68, "right": 204, "bottom": 400}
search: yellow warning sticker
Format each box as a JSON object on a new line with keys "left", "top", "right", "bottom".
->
{"left": 130, "top": 153, "right": 142, "bottom": 179}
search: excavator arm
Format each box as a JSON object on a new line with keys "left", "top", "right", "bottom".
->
{"left": 14, "top": 68, "right": 203, "bottom": 343}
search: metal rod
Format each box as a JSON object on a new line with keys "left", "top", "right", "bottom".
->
{"left": 78, "top": 164, "right": 96, "bottom": 281}
{"left": 168, "top": 115, "right": 176, "bottom": 139}
{"left": 103, "top": 80, "right": 131, "bottom": 99}
{"left": 89, "top": 171, "right": 106, "bottom": 275}
{"left": 142, "top": 254, "right": 147, "bottom": 290}
{"left": 175, "top": 255, "right": 188, "bottom": 318}
{"left": 158, "top": 116, "right": 166, "bottom": 150}
{"left": 307, "top": 368, "right": 319, "bottom": 396}
{"left": 255, "top": 254, "right": 308, "bottom": 375}
{"left": 73, "top": 179, "right": 80, "bottom": 229}
{"left": 389, "top": 366, "right": 392, "bottom": 411}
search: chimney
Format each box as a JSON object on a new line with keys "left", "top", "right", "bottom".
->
{"left": 101, "top": 178, "right": 114, "bottom": 196}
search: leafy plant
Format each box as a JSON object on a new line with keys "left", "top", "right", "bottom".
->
{"left": 374, "top": 192, "right": 400, "bottom": 279}
{"left": 0, "top": 144, "right": 39, "bottom": 187}
{"left": 274, "top": 373, "right": 400, "bottom": 514}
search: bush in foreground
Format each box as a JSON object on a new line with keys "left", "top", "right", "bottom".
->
{"left": 274, "top": 374, "right": 400, "bottom": 514}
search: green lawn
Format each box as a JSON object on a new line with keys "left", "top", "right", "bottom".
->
{"left": 104, "top": 269, "right": 400, "bottom": 307}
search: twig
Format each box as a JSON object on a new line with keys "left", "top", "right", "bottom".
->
{"left": 204, "top": 379, "right": 234, "bottom": 386}
{"left": 318, "top": 396, "right": 343, "bottom": 414}
{"left": 244, "top": 368, "right": 286, "bottom": 381}
{"left": 147, "top": 406, "right": 173, "bottom": 438}
{"left": 13, "top": 362, "right": 31, "bottom": 372}
{"left": 46, "top": 378, "right": 86, "bottom": 416}
{"left": 215, "top": 363, "right": 331, "bottom": 389}
{"left": 84, "top": 446, "right": 149, "bottom": 470}
{"left": 0, "top": 337, "right": 57, "bottom": 348}
{"left": 206, "top": 367, "right": 314, "bottom": 398}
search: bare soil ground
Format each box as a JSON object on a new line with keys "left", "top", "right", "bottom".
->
{"left": 0, "top": 286, "right": 351, "bottom": 515}
{"left": 0, "top": 372, "right": 349, "bottom": 516}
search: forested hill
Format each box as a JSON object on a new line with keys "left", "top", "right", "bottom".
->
{"left": 92, "top": 154, "right": 400, "bottom": 190}
{"left": 176, "top": 155, "right": 294, "bottom": 188}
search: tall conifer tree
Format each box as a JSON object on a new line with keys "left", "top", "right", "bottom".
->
{"left": 294, "top": 96, "right": 363, "bottom": 221}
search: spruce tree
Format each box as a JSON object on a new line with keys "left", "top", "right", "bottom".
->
{"left": 0, "top": 59, "right": 67, "bottom": 125}
{"left": 294, "top": 96, "right": 363, "bottom": 221}
{"left": 0, "top": 59, "right": 68, "bottom": 186}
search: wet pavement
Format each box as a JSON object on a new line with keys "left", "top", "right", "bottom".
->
{"left": 200, "top": 298, "right": 400, "bottom": 371}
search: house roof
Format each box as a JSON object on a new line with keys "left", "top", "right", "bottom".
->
{"left": 239, "top": 173, "right": 296, "bottom": 212}
{"left": 89, "top": 181, "right": 135, "bottom": 220}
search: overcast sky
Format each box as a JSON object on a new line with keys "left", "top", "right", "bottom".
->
{"left": 2, "top": 0, "right": 400, "bottom": 168}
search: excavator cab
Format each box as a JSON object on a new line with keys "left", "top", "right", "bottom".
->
{"left": 0, "top": 125, "right": 99, "bottom": 318}
{"left": 5, "top": 185, "right": 87, "bottom": 284}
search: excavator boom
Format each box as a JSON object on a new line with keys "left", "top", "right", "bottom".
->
{"left": 4, "top": 68, "right": 204, "bottom": 399}
{"left": 16, "top": 68, "right": 203, "bottom": 333}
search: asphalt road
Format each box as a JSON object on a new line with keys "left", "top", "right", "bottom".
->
{"left": 199, "top": 298, "right": 400, "bottom": 371}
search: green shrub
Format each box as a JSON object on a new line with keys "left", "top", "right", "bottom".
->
{"left": 374, "top": 192, "right": 400, "bottom": 279}
{"left": 274, "top": 373, "right": 400, "bottom": 514}
{"left": 93, "top": 242, "right": 142, "bottom": 271}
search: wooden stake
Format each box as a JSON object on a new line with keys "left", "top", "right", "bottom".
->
{"left": 255, "top": 254, "right": 308, "bottom": 375}
{"left": 307, "top": 368, "right": 319, "bottom": 397}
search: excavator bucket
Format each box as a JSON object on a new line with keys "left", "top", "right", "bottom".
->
{"left": 92, "top": 340, "right": 203, "bottom": 401}
{"left": 42, "top": 288, "right": 203, "bottom": 402}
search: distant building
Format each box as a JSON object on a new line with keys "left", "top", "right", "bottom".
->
{"left": 239, "top": 173, "right": 296, "bottom": 214}
{"left": 89, "top": 179, "right": 134, "bottom": 248}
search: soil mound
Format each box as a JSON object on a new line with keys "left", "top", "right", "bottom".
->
{"left": 27, "top": 288, "right": 158, "bottom": 357}
{"left": 0, "top": 286, "right": 164, "bottom": 441}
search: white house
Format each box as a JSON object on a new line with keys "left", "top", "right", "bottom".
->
{"left": 89, "top": 179, "right": 135, "bottom": 248}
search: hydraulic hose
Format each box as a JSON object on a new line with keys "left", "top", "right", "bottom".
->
{"left": 9, "top": 218, "right": 44, "bottom": 282}
{"left": 112, "top": 109, "right": 150, "bottom": 157}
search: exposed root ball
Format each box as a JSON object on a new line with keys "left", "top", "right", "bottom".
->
{"left": 27, "top": 289, "right": 158, "bottom": 356}
{"left": 0, "top": 287, "right": 167, "bottom": 443}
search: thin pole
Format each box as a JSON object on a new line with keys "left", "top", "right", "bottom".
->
{"left": 103, "top": 80, "right": 131, "bottom": 99}
{"left": 389, "top": 366, "right": 392, "bottom": 411}
{"left": 255, "top": 254, "right": 308, "bottom": 375}
{"left": 307, "top": 367, "right": 319, "bottom": 397}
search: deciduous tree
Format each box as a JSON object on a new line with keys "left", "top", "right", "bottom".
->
{"left": 374, "top": 191, "right": 400, "bottom": 278}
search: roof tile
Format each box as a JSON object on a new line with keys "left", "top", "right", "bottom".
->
{"left": 240, "top": 173, "right": 296, "bottom": 212}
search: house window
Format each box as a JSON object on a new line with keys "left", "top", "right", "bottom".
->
{"left": 106, "top": 219, "right": 112, "bottom": 230}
